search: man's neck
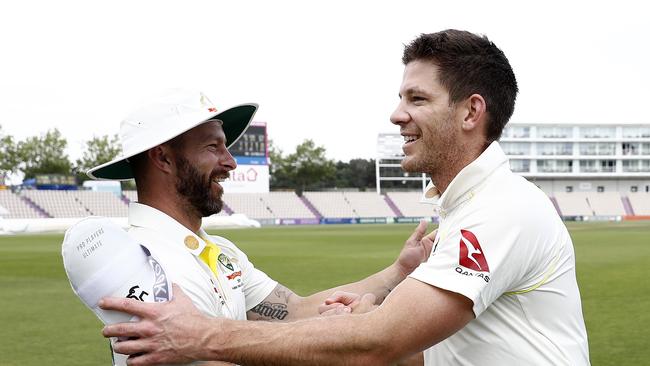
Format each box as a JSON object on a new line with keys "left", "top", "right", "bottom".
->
{"left": 137, "top": 193, "right": 202, "bottom": 233}
{"left": 430, "top": 143, "right": 486, "bottom": 195}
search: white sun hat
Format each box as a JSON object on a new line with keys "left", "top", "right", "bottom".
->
{"left": 87, "top": 88, "right": 258, "bottom": 180}
{"left": 61, "top": 216, "right": 172, "bottom": 325}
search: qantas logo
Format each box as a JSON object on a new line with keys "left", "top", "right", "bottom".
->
{"left": 458, "top": 229, "right": 490, "bottom": 272}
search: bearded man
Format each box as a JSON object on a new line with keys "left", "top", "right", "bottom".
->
{"left": 88, "top": 88, "right": 433, "bottom": 365}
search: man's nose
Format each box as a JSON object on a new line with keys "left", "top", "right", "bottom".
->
{"left": 221, "top": 148, "right": 237, "bottom": 171}
{"left": 390, "top": 101, "right": 410, "bottom": 125}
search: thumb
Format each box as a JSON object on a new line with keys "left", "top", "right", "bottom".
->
{"left": 171, "top": 283, "right": 193, "bottom": 305}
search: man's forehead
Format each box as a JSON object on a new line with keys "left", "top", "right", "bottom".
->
{"left": 181, "top": 120, "right": 226, "bottom": 141}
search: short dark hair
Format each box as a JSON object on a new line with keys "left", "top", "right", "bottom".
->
{"left": 402, "top": 29, "right": 518, "bottom": 142}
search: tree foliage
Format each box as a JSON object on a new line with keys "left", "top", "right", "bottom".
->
{"left": 269, "top": 139, "right": 376, "bottom": 193}
{"left": 74, "top": 134, "right": 121, "bottom": 182}
{"left": 17, "top": 129, "right": 72, "bottom": 179}
{"left": 0, "top": 125, "right": 19, "bottom": 178}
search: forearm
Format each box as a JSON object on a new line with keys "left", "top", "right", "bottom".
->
{"left": 294, "top": 262, "right": 406, "bottom": 318}
{"left": 206, "top": 313, "right": 392, "bottom": 365}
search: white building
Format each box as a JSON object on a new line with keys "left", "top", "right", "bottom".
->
{"left": 501, "top": 123, "right": 650, "bottom": 195}
{"left": 376, "top": 123, "right": 650, "bottom": 195}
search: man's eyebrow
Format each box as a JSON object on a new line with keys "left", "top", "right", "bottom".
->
{"left": 402, "top": 87, "right": 431, "bottom": 96}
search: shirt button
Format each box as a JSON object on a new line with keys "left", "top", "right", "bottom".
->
{"left": 184, "top": 235, "right": 199, "bottom": 250}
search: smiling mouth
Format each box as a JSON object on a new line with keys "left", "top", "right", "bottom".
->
{"left": 212, "top": 176, "right": 229, "bottom": 184}
{"left": 402, "top": 135, "right": 420, "bottom": 145}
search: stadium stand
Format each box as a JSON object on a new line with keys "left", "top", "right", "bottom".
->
{"left": 22, "top": 190, "right": 89, "bottom": 218}
{"left": 225, "top": 193, "right": 275, "bottom": 219}
{"left": 553, "top": 192, "right": 594, "bottom": 217}
{"left": 386, "top": 192, "right": 436, "bottom": 218}
{"left": 0, "top": 190, "right": 44, "bottom": 218}
{"left": 343, "top": 192, "right": 396, "bottom": 218}
{"left": 303, "top": 192, "right": 358, "bottom": 218}
{"left": 72, "top": 191, "right": 128, "bottom": 217}
{"left": 627, "top": 192, "right": 650, "bottom": 215}
{"left": 585, "top": 192, "right": 627, "bottom": 216}
{"left": 254, "top": 192, "right": 316, "bottom": 219}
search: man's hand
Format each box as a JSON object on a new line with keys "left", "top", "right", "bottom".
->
{"left": 395, "top": 221, "right": 437, "bottom": 277}
{"left": 100, "top": 284, "right": 212, "bottom": 366}
{"left": 318, "top": 291, "right": 377, "bottom": 316}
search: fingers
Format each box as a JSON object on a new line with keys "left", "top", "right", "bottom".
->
{"left": 324, "top": 291, "right": 361, "bottom": 306}
{"left": 424, "top": 228, "right": 438, "bottom": 241}
{"left": 355, "top": 293, "right": 377, "bottom": 313}
{"left": 407, "top": 220, "right": 428, "bottom": 243}
{"left": 318, "top": 302, "right": 349, "bottom": 314}
{"left": 320, "top": 305, "right": 352, "bottom": 317}
{"left": 103, "top": 320, "right": 158, "bottom": 339}
{"left": 171, "top": 283, "right": 192, "bottom": 305}
{"left": 99, "top": 297, "right": 157, "bottom": 319}
{"left": 111, "top": 338, "right": 153, "bottom": 356}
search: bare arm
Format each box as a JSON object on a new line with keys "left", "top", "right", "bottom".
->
{"left": 102, "top": 278, "right": 474, "bottom": 365}
{"left": 247, "top": 222, "right": 436, "bottom": 322}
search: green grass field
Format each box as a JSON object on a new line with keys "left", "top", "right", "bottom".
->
{"left": 1, "top": 221, "right": 649, "bottom": 365}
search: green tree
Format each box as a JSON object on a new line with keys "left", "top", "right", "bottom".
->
{"left": 74, "top": 134, "right": 121, "bottom": 182}
{"left": 268, "top": 140, "right": 292, "bottom": 190}
{"left": 270, "top": 139, "right": 336, "bottom": 194}
{"left": 0, "top": 125, "right": 19, "bottom": 179}
{"left": 17, "top": 129, "right": 72, "bottom": 179}
{"left": 287, "top": 140, "right": 336, "bottom": 193}
{"left": 335, "top": 158, "right": 376, "bottom": 190}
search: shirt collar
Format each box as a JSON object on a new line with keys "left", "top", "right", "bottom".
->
{"left": 128, "top": 202, "right": 206, "bottom": 257}
{"left": 420, "top": 141, "right": 508, "bottom": 210}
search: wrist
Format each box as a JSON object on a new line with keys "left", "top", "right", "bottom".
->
{"left": 390, "top": 261, "right": 411, "bottom": 283}
{"left": 202, "top": 317, "right": 228, "bottom": 361}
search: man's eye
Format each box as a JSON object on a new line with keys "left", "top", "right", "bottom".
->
{"left": 412, "top": 96, "right": 426, "bottom": 103}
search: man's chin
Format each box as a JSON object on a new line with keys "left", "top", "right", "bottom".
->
{"left": 400, "top": 158, "right": 422, "bottom": 174}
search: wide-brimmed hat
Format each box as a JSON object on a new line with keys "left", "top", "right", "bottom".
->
{"left": 87, "top": 88, "right": 258, "bottom": 180}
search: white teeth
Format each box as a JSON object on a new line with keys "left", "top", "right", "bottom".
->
{"left": 403, "top": 135, "right": 418, "bottom": 142}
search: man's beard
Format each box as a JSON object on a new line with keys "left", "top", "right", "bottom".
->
{"left": 174, "top": 155, "right": 224, "bottom": 217}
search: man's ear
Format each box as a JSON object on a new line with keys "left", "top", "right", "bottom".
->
{"left": 460, "top": 94, "right": 487, "bottom": 132}
{"left": 147, "top": 145, "right": 174, "bottom": 174}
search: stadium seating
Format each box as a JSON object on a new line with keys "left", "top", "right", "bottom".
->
{"left": 225, "top": 193, "right": 275, "bottom": 219}
{"left": 627, "top": 192, "right": 650, "bottom": 215}
{"left": 585, "top": 192, "right": 626, "bottom": 216}
{"left": 553, "top": 192, "right": 594, "bottom": 216}
{"left": 303, "top": 192, "right": 358, "bottom": 218}
{"left": 386, "top": 192, "right": 436, "bottom": 218}
{"left": 342, "top": 192, "right": 396, "bottom": 218}
{"left": 22, "top": 190, "right": 90, "bottom": 218}
{"left": 254, "top": 192, "right": 316, "bottom": 219}
{"left": 72, "top": 191, "right": 128, "bottom": 217}
{"left": 0, "top": 190, "right": 44, "bottom": 218}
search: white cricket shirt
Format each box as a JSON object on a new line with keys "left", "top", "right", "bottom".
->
{"left": 127, "top": 203, "right": 277, "bottom": 320}
{"left": 409, "top": 142, "right": 590, "bottom": 365}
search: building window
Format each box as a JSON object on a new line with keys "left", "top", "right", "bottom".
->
{"left": 537, "top": 160, "right": 573, "bottom": 173}
{"left": 503, "top": 126, "right": 530, "bottom": 138}
{"left": 509, "top": 159, "right": 530, "bottom": 172}
{"left": 537, "top": 126, "right": 573, "bottom": 138}
{"left": 566, "top": 186, "right": 573, "bottom": 193}
{"left": 580, "top": 142, "right": 615, "bottom": 156}
{"left": 623, "top": 126, "right": 650, "bottom": 138}
{"left": 597, "top": 186, "right": 605, "bottom": 192}
{"left": 538, "top": 142, "right": 573, "bottom": 156}
{"left": 501, "top": 142, "right": 531, "bottom": 155}
{"left": 579, "top": 160, "right": 615, "bottom": 173}
{"left": 579, "top": 126, "right": 615, "bottom": 138}
{"left": 631, "top": 186, "right": 638, "bottom": 193}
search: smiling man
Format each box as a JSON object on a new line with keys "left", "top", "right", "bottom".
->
{"left": 88, "top": 88, "right": 433, "bottom": 366}
{"left": 101, "top": 31, "right": 590, "bottom": 365}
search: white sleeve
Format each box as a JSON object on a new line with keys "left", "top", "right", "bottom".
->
{"left": 231, "top": 246, "right": 278, "bottom": 311}
{"left": 409, "top": 217, "right": 535, "bottom": 317}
